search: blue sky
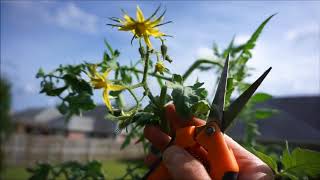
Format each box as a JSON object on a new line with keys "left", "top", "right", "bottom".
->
{"left": 1, "top": 1, "right": 319, "bottom": 112}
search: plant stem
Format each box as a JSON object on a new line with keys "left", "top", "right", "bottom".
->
{"left": 127, "top": 88, "right": 139, "bottom": 106}
{"left": 45, "top": 74, "right": 62, "bottom": 79}
{"left": 141, "top": 47, "right": 156, "bottom": 103}
{"left": 142, "top": 49, "right": 149, "bottom": 84}
{"left": 126, "top": 83, "right": 143, "bottom": 89}
{"left": 117, "top": 94, "right": 126, "bottom": 108}
{"left": 159, "top": 86, "right": 170, "bottom": 134}
{"left": 182, "top": 59, "right": 222, "bottom": 81}
{"left": 120, "top": 67, "right": 172, "bottom": 81}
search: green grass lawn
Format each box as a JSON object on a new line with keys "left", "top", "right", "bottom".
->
{"left": 103, "top": 159, "right": 146, "bottom": 179}
{"left": 1, "top": 166, "right": 29, "bottom": 180}
{"left": 1, "top": 159, "right": 147, "bottom": 180}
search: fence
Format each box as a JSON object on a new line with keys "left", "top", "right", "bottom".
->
{"left": 2, "top": 133, "right": 144, "bottom": 166}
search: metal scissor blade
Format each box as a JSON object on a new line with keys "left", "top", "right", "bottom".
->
{"left": 221, "top": 67, "right": 272, "bottom": 132}
{"left": 208, "top": 54, "right": 229, "bottom": 126}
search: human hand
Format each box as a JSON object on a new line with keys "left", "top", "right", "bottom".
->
{"left": 144, "top": 104, "right": 274, "bottom": 180}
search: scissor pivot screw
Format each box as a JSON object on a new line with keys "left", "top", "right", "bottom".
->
{"left": 206, "top": 126, "right": 215, "bottom": 136}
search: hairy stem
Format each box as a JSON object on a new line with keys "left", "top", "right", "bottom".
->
{"left": 120, "top": 67, "right": 172, "bottom": 81}
{"left": 141, "top": 48, "right": 156, "bottom": 103}
{"left": 126, "top": 83, "right": 144, "bottom": 89}
{"left": 127, "top": 88, "right": 139, "bottom": 106}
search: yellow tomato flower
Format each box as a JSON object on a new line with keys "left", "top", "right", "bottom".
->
{"left": 87, "top": 65, "right": 126, "bottom": 112}
{"left": 155, "top": 61, "right": 166, "bottom": 74}
{"left": 108, "top": 6, "right": 171, "bottom": 48}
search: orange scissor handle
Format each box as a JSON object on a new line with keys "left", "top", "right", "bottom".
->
{"left": 196, "top": 122, "right": 239, "bottom": 180}
{"left": 147, "top": 126, "right": 202, "bottom": 180}
{"left": 147, "top": 124, "right": 239, "bottom": 180}
{"left": 147, "top": 162, "right": 171, "bottom": 180}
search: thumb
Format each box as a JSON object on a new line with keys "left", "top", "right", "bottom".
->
{"left": 163, "top": 145, "right": 211, "bottom": 180}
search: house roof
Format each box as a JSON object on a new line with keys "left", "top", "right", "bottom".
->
{"left": 34, "top": 108, "right": 61, "bottom": 124}
{"left": 12, "top": 106, "right": 116, "bottom": 134}
{"left": 12, "top": 96, "right": 320, "bottom": 144}
{"left": 12, "top": 107, "right": 44, "bottom": 125}
{"left": 228, "top": 95, "right": 320, "bottom": 145}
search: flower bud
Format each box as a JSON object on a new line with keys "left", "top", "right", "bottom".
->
{"left": 161, "top": 44, "right": 167, "bottom": 58}
{"left": 165, "top": 55, "right": 172, "bottom": 63}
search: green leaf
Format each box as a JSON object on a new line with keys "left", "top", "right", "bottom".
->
{"left": 246, "top": 14, "right": 276, "bottom": 50}
{"left": 280, "top": 172, "right": 299, "bottom": 180}
{"left": 36, "top": 68, "right": 45, "bottom": 78}
{"left": 120, "top": 69, "right": 132, "bottom": 84}
{"left": 133, "top": 71, "right": 140, "bottom": 81}
{"left": 103, "top": 51, "right": 111, "bottom": 62}
{"left": 223, "top": 36, "right": 235, "bottom": 58}
{"left": 62, "top": 74, "right": 92, "bottom": 95}
{"left": 107, "top": 59, "right": 118, "bottom": 70}
{"left": 159, "top": 86, "right": 168, "bottom": 106}
{"left": 42, "top": 85, "right": 68, "bottom": 97}
{"left": 65, "top": 93, "right": 96, "bottom": 113}
{"left": 251, "top": 148, "right": 278, "bottom": 173}
{"left": 193, "top": 82, "right": 205, "bottom": 89}
{"left": 231, "top": 44, "right": 246, "bottom": 55}
{"left": 121, "top": 136, "right": 131, "bottom": 150}
{"left": 63, "top": 74, "right": 78, "bottom": 87}
{"left": 106, "top": 113, "right": 132, "bottom": 123}
{"left": 104, "top": 39, "right": 114, "bottom": 55}
{"left": 212, "top": 42, "right": 220, "bottom": 57}
{"left": 57, "top": 103, "right": 68, "bottom": 115}
{"left": 237, "top": 82, "right": 250, "bottom": 92}
{"left": 167, "top": 80, "right": 208, "bottom": 119}
{"left": 157, "top": 77, "right": 164, "bottom": 87}
{"left": 282, "top": 142, "right": 293, "bottom": 170}
{"left": 172, "top": 74, "right": 183, "bottom": 84}
{"left": 78, "top": 80, "right": 93, "bottom": 94}
{"left": 233, "top": 14, "right": 275, "bottom": 81}
{"left": 281, "top": 145, "right": 320, "bottom": 178}
{"left": 133, "top": 112, "right": 157, "bottom": 127}
{"left": 255, "top": 108, "right": 277, "bottom": 119}
{"left": 39, "top": 81, "right": 54, "bottom": 94}
{"left": 191, "top": 100, "right": 210, "bottom": 119}
{"left": 250, "top": 93, "right": 272, "bottom": 104}
{"left": 28, "top": 163, "right": 51, "bottom": 180}
{"left": 28, "top": 161, "right": 105, "bottom": 179}
{"left": 225, "top": 77, "right": 235, "bottom": 107}
{"left": 84, "top": 161, "right": 104, "bottom": 178}
{"left": 114, "top": 50, "right": 120, "bottom": 57}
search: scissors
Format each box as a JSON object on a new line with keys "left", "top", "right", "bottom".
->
{"left": 145, "top": 55, "right": 272, "bottom": 180}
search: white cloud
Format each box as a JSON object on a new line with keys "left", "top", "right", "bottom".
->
{"left": 196, "top": 47, "right": 214, "bottom": 59}
{"left": 46, "top": 97, "right": 58, "bottom": 107}
{"left": 50, "top": 3, "right": 98, "bottom": 34}
{"left": 170, "top": 23, "right": 318, "bottom": 97}
{"left": 285, "top": 23, "right": 319, "bottom": 41}
{"left": 24, "top": 83, "right": 38, "bottom": 94}
{"left": 10, "top": 1, "right": 99, "bottom": 34}
{"left": 247, "top": 41, "right": 319, "bottom": 96}
{"left": 234, "top": 34, "right": 250, "bottom": 45}
{"left": 25, "top": 84, "right": 36, "bottom": 94}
